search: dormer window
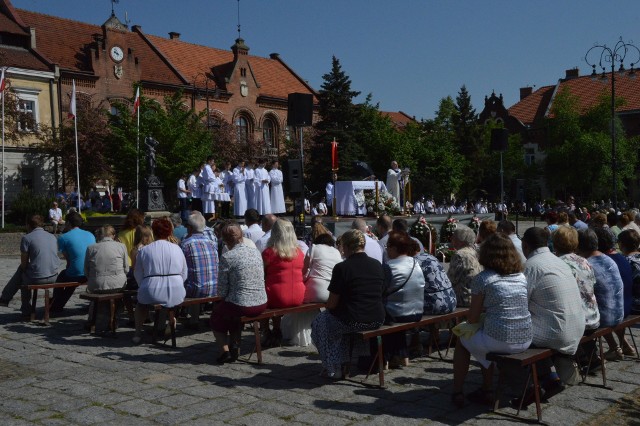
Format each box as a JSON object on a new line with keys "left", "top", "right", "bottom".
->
{"left": 240, "top": 67, "right": 247, "bottom": 77}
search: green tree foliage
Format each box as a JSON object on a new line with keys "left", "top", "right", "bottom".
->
{"left": 544, "top": 88, "right": 638, "bottom": 199}
{"left": 107, "top": 89, "right": 212, "bottom": 204}
{"left": 310, "top": 56, "right": 361, "bottom": 187}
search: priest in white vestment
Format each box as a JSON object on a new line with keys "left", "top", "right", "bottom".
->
{"left": 269, "top": 160, "right": 286, "bottom": 214}
{"left": 202, "top": 156, "right": 216, "bottom": 216}
{"left": 233, "top": 161, "right": 248, "bottom": 217}
{"left": 245, "top": 162, "right": 256, "bottom": 210}
{"left": 254, "top": 160, "right": 272, "bottom": 215}
{"left": 386, "top": 160, "right": 402, "bottom": 202}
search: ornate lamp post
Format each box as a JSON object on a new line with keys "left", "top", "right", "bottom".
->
{"left": 585, "top": 37, "right": 640, "bottom": 209}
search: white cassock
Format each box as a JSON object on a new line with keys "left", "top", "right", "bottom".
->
{"left": 386, "top": 168, "right": 401, "bottom": 202}
{"left": 222, "top": 170, "right": 234, "bottom": 195}
{"left": 245, "top": 167, "right": 256, "bottom": 210}
{"left": 269, "top": 168, "right": 286, "bottom": 214}
{"left": 254, "top": 167, "right": 271, "bottom": 215}
{"left": 233, "top": 167, "right": 248, "bottom": 216}
{"left": 202, "top": 164, "right": 216, "bottom": 214}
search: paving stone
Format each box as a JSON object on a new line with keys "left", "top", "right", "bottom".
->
{"left": 64, "top": 405, "right": 118, "bottom": 425}
{"left": 111, "top": 399, "right": 170, "bottom": 418}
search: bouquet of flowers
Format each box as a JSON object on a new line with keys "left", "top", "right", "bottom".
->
{"left": 365, "top": 189, "right": 402, "bottom": 216}
{"left": 469, "top": 216, "right": 482, "bottom": 234}
{"left": 410, "top": 216, "right": 437, "bottom": 253}
{"left": 435, "top": 243, "right": 457, "bottom": 262}
{"left": 440, "top": 216, "right": 459, "bottom": 243}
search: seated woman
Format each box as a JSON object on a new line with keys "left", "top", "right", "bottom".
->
{"left": 132, "top": 217, "right": 187, "bottom": 344}
{"left": 446, "top": 226, "right": 481, "bottom": 308}
{"left": 210, "top": 223, "right": 267, "bottom": 363}
{"left": 84, "top": 225, "right": 129, "bottom": 330}
{"left": 117, "top": 208, "right": 146, "bottom": 266}
{"left": 452, "top": 233, "right": 531, "bottom": 408}
{"left": 619, "top": 229, "right": 640, "bottom": 316}
{"left": 281, "top": 233, "right": 342, "bottom": 346}
{"left": 475, "top": 220, "right": 496, "bottom": 246}
{"left": 311, "top": 229, "right": 385, "bottom": 379}
{"left": 261, "top": 219, "right": 305, "bottom": 347}
{"left": 381, "top": 231, "right": 425, "bottom": 367}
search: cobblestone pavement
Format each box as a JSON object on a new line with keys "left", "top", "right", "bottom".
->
{"left": 1, "top": 249, "right": 639, "bottom": 425}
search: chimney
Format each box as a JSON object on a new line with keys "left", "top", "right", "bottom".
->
{"left": 29, "top": 27, "right": 36, "bottom": 49}
{"left": 520, "top": 87, "right": 533, "bottom": 100}
{"left": 131, "top": 25, "right": 142, "bottom": 33}
{"left": 269, "top": 53, "right": 280, "bottom": 59}
{"left": 565, "top": 68, "right": 579, "bottom": 80}
{"left": 169, "top": 32, "right": 180, "bottom": 40}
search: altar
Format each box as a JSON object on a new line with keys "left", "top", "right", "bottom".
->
{"left": 335, "top": 180, "right": 387, "bottom": 216}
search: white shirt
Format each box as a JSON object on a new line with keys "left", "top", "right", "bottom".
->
{"left": 177, "top": 178, "right": 188, "bottom": 199}
{"left": 49, "top": 207, "right": 63, "bottom": 222}
{"left": 256, "top": 230, "right": 271, "bottom": 253}
{"left": 243, "top": 223, "right": 265, "bottom": 243}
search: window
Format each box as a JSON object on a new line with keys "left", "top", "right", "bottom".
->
{"left": 236, "top": 116, "right": 249, "bottom": 143}
{"left": 21, "top": 167, "right": 35, "bottom": 190}
{"left": 17, "top": 98, "right": 37, "bottom": 132}
{"left": 525, "top": 148, "right": 536, "bottom": 166}
{"left": 263, "top": 118, "right": 276, "bottom": 148}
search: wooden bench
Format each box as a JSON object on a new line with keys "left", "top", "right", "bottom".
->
{"left": 353, "top": 307, "right": 470, "bottom": 388}
{"left": 487, "top": 348, "right": 554, "bottom": 423}
{"left": 578, "top": 327, "right": 613, "bottom": 387}
{"left": 152, "top": 296, "right": 222, "bottom": 347}
{"left": 27, "top": 282, "right": 85, "bottom": 324}
{"left": 613, "top": 314, "right": 640, "bottom": 361}
{"left": 79, "top": 292, "right": 124, "bottom": 335}
{"left": 240, "top": 303, "right": 326, "bottom": 364}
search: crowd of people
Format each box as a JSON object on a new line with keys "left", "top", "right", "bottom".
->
{"left": 2, "top": 201, "right": 640, "bottom": 410}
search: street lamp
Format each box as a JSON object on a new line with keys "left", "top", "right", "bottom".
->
{"left": 585, "top": 37, "right": 640, "bottom": 209}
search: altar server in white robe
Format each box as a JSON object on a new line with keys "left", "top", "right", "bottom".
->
{"left": 386, "top": 160, "right": 402, "bottom": 202}
{"left": 254, "top": 159, "right": 271, "bottom": 215}
{"left": 269, "top": 160, "right": 286, "bottom": 214}
{"left": 245, "top": 161, "right": 257, "bottom": 210}
{"left": 202, "top": 156, "right": 216, "bottom": 217}
{"left": 188, "top": 163, "right": 204, "bottom": 213}
{"left": 233, "top": 160, "right": 248, "bottom": 217}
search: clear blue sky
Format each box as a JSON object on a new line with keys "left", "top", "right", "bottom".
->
{"left": 11, "top": 0, "right": 640, "bottom": 120}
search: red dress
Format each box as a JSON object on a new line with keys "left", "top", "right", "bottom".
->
{"left": 262, "top": 247, "right": 305, "bottom": 308}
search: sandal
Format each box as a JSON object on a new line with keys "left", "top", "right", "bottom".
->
{"left": 451, "top": 391, "right": 465, "bottom": 408}
{"left": 467, "top": 387, "right": 494, "bottom": 406}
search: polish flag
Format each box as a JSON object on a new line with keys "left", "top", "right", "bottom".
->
{"left": 68, "top": 80, "right": 76, "bottom": 119}
{"left": 0, "top": 68, "right": 6, "bottom": 99}
{"left": 132, "top": 87, "right": 140, "bottom": 116}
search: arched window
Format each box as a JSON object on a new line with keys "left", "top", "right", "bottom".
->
{"left": 263, "top": 118, "right": 276, "bottom": 148}
{"left": 236, "top": 116, "right": 249, "bottom": 143}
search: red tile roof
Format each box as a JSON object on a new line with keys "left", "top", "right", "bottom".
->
{"left": 509, "top": 71, "right": 640, "bottom": 126}
{"left": 0, "top": 12, "right": 27, "bottom": 35}
{"left": 145, "top": 34, "right": 315, "bottom": 99}
{"left": 0, "top": 46, "right": 50, "bottom": 71}
{"left": 381, "top": 111, "right": 416, "bottom": 128}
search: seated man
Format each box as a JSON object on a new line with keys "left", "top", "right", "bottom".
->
{"left": 0, "top": 215, "right": 60, "bottom": 317}
{"left": 50, "top": 212, "right": 96, "bottom": 312}
{"left": 181, "top": 211, "right": 219, "bottom": 327}
{"left": 49, "top": 201, "right": 65, "bottom": 234}
{"left": 521, "top": 227, "right": 586, "bottom": 401}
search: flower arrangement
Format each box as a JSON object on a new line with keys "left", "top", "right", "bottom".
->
{"left": 469, "top": 216, "right": 482, "bottom": 234}
{"left": 365, "top": 189, "right": 401, "bottom": 216}
{"left": 435, "top": 243, "right": 457, "bottom": 262}
{"left": 439, "top": 216, "right": 459, "bottom": 243}
{"left": 410, "top": 216, "right": 438, "bottom": 253}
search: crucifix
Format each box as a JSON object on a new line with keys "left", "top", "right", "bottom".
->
{"left": 111, "top": 0, "right": 119, "bottom": 15}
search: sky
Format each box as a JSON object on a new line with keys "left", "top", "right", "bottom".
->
{"left": 10, "top": 0, "right": 640, "bottom": 121}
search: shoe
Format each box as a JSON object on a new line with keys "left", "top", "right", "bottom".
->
{"left": 216, "top": 351, "right": 231, "bottom": 364}
{"left": 510, "top": 386, "right": 544, "bottom": 409}
{"left": 542, "top": 379, "right": 565, "bottom": 399}
{"left": 466, "top": 387, "right": 494, "bottom": 406}
{"left": 320, "top": 369, "right": 342, "bottom": 380}
{"left": 229, "top": 348, "right": 239, "bottom": 363}
{"left": 604, "top": 347, "right": 623, "bottom": 361}
{"left": 580, "top": 357, "right": 604, "bottom": 375}
{"left": 622, "top": 346, "right": 637, "bottom": 357}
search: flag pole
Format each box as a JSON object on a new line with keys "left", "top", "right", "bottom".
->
{"left": 74, "top": 112, "right": 80, "bottom": 213}
{"left": 1, "top": 67, "right": 5, "bottom": 229}
{"left": 135, "top": 87, "right": 140, "bottom": 209}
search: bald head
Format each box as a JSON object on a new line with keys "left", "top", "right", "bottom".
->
{"left": 352, "top": 218, "right": 368, "bottom": 232}
{"left": 262, "top": 214, "right": 277, "bottom": 232}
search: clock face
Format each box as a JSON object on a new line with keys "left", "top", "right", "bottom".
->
{"left": 110, "top": 46, "right": 124, "bottom": 62}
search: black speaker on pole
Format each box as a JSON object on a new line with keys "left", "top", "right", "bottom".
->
{"left": 490, "top": 128, "right": 509, "bottom": 151}
{"left": 287, "top": 159, "right": 304, "bottom": 194}
{"left": 287, "top": 93, "right": 313, "bottom": 127}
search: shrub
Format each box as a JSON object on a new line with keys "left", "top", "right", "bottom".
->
{"left": 8, "top": 189, "right": 54, "bottom": 225}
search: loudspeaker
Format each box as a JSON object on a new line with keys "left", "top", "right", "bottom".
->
{"left": 491, "top": 128, "right": 509, "bottom": 151}
{"left": 287, "top": 93, "right": 313, "bottom": 127}
{"left": 287, "top": 159, "right": 304, "bottom": 194}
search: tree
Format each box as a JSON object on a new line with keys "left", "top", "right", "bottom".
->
{"left": 310, "top": 56, "right": 361, "bottom": 188}
{"left": 452, "top": 85, "right": 485, "bottom": 197}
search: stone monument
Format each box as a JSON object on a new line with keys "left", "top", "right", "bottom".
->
{"left": 140, "top": 136, "right": 167, "bottom": 212}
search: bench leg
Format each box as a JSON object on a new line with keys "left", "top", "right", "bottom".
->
{"left": 493, "top": 362, "right": 505, "bottom": 412}
{"left": 152, "top": 308, "right": 161, "bottom": 344}
{"left": 30, "top": 289, "right": 38, "bottom": 322}
{"left": 253, "top": 320, "right": 263, "bottom": 364}
{"left": 625, "top": 327, "right": 640, "bottom": 361}
{"left": 363, "top": 336, "right": 386, "bottom": 388}
{"left": 598, "top": 336, "right": 608, "bottom": 388}
{"left": 109, "top": 299, "right": 117, "bottom": 335}
{"left": 169, "top": 309, "right": 176, "bottom": 348}
{"left": 531, "top": 363, "right": 542, "bottom": 422}
{"left": 43, "top": 289, "right": 51, "bottom": 325}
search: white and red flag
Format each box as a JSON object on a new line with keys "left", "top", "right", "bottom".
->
{"left": 0, "top": 68, "right": 6, "bottom": 99}
{"left": 68, "top": 80, "right": 76, "bottom": 119}
{"left": 132, "top": 87, "right": 140, "bottom": 115}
